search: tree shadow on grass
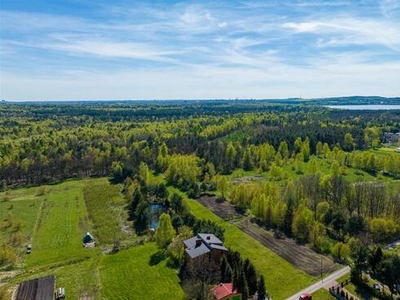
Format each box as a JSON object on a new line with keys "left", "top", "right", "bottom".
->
{"left": 149, "top": 250, "right": 166, "bottom": 266}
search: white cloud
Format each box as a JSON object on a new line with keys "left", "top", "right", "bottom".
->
{"left": 1, "top": 1, "right": 400, "bottom": 100}
{"left": 283, "top": 18, "right": 400, "bottom": 51}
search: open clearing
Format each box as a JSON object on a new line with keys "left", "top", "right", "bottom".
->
{"left": 1, "top": 179, "right": 183, "bottom": 299}
{"left": 25, "top": 180, "right": 91, "bottom": 267}
{"left": 198, "top": 195, "right": 336, "bottom": 277}
{"left": 100, "top": 242, "right": 184, "bottom": 300}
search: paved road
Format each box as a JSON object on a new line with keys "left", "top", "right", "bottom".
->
{"left": 285, "top": 265, "right": 351, "bottom": 300}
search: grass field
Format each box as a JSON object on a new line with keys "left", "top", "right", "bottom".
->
{"left": 166, "top": 186, "right": 315, "bottom": 299}
{"left": 100, "top": 242, "right": 184, "bottom": 300}
{"left": 312, "top": 288, "right": 336, "bottom": 299}
{"left": 1, "top": 178, "right": 184, "bottom": 299}
{"left": 25, "top": 180, "right": 93, "bottom": 267}
{"left": 0, "top": 195, "right": 39, "bottom": 247}
{"left": 82, "top": 178, "right": 126, "bottom": 245}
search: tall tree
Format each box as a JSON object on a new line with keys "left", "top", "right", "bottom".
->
{"left": 155, "top": 213, "right": 175, "bottom": 248}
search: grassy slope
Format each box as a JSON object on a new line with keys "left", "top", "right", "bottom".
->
{"left": 100, "top": 242, "right": 184, "bottom": 300}
{"left": 167, "top": 186, "right": 315, "bottom": 299}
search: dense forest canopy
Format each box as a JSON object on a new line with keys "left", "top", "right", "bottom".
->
{"left": 1, "top": 99, "right": 399, "bottom": 188}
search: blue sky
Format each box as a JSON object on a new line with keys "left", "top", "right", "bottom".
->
{"left": 1, "top": 0, "right": 399, "bottom": 100}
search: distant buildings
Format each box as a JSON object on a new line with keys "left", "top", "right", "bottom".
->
{"left": 383, "top": 132, "right": 400, "bottom": 143}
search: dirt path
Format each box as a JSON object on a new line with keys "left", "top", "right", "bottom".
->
{"left": 197, "top": 195, "right": 336, "bottom": 277}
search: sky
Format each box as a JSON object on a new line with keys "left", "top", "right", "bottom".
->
{"left": 0, "top": 0, "right": 399, "bottom": 101}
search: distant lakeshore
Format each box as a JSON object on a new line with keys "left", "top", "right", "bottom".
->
{"left": 326, "top": 105, "right": 400, "bottom": 110}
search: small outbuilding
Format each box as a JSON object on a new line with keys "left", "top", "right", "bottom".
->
{"left": 16, "top": 275, "right": 55, "bottom": 300}
{"left": 82, "top": 231, "right": 95, "bottom": 248}
{"left": 211, "top": 283, "right": 242, "bottom": 300}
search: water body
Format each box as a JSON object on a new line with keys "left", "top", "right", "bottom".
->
{"left": 149, "top": 203, "right": 166, "bottom": 230}
{"left": 326, "top": 105, "right": 400, "bottom": 110}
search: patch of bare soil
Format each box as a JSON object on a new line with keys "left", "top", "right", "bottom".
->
{"left": 236, "top": 218, "right": 336, "bottom": 277}
{"left": 197, "top": 195, "right": 336, "bottom": 277}
{"left": 197, "top": 195, "right": 241, "bottom": 220}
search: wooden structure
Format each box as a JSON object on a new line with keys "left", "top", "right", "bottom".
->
{"left": 15, "top": 275, "right": 55, "bottom": 300}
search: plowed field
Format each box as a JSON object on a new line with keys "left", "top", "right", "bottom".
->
{"left": 197, "top": 195, "right": 336, "bottom": 276}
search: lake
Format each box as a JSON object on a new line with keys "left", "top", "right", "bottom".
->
{"left": 326, "top": 105, "right": 400, "bottom": 110}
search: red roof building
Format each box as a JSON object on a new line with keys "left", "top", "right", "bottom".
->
{"left": 211, "top": 283, "right": 242, "bottom": 300}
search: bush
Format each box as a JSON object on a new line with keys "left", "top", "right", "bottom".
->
{"left": 0, "top": 244, "right": 17, "bottom": 269}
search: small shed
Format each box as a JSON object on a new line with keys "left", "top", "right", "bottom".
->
{"left": 82, "top": 232, "right": 94, "bottom": 244}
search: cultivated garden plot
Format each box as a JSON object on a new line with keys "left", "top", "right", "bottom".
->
{"left": 197, "top": 194, "right": 336, "bottom": 276}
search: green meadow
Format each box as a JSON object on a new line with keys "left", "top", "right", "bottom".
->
{"left": 24, "top": 180, "right": 91, "bottom": 267}
{"left": 100, "top": 242, "right": 184, "bottom": 300}
{"left": 1, "top": 179, "right": 185, "bottom": 299}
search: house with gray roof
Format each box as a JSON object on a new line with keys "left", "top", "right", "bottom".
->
{"left": 183, "top": 233, "right": 228, "bottom": 263}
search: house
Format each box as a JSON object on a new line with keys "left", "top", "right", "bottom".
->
{"left": 211, "top": 283, "right": 242, "bottom": 300}
{"left": 383, "top": 132, "right": 400, "bottom": 143}
{"left": 183, "top": 233, "right": 228, "bottom": 263}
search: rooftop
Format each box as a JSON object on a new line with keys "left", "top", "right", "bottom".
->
{"left": 211, "top": 283, "right": 239, "bottom": 300}
{"left": 184, "top": 233, "right": 228, "bottom": 259}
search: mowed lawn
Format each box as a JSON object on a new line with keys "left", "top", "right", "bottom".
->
{"left": 183, "top": 193, "right": 316, "bottom": 299}
{"left": 100, "top": 242, "right": 184, "bottom": 300}
{"left": 25, "top": 180, "right": 93, "bottom": 267}
{"left": 312, "top": 288, "right": 336, "bottom": 300}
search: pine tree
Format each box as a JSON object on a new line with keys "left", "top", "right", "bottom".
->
{"left": 257, "top": 274, "right": 267, "bottom": 300}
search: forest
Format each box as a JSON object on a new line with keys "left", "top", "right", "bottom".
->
{"left": 1, "top": 99, "right": 400, "bottom": 299}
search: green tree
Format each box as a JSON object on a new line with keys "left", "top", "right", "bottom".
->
{"left": 278, "top": 141, "right": 289, "bottom": 162}
{"left": 292, "top": 205, "right": 313, "bottom": 243}
{"left": 344, "top": 133, "right": 354, "bottom": 151}
{"left": 155, "top": 213, "right": 175, "bottom": 248}
{"left": 257, "top": 274, "right": 267, "bottom": 300}
{"left": 331, "top": 242, "right": 350, "bottom": 262}
{"left": 349, "top": 237, "right": 369, "bottom": 282}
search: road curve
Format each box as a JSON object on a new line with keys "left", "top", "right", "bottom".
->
{"left": 285, "top": 265, "right": 350, "bottom": 300}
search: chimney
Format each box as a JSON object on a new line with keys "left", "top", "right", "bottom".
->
{"left": 195, "top": 238, "right": 202, "bottom": 247}
{"left": 206, "top": 235, "right": 211, "bottom": 240}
